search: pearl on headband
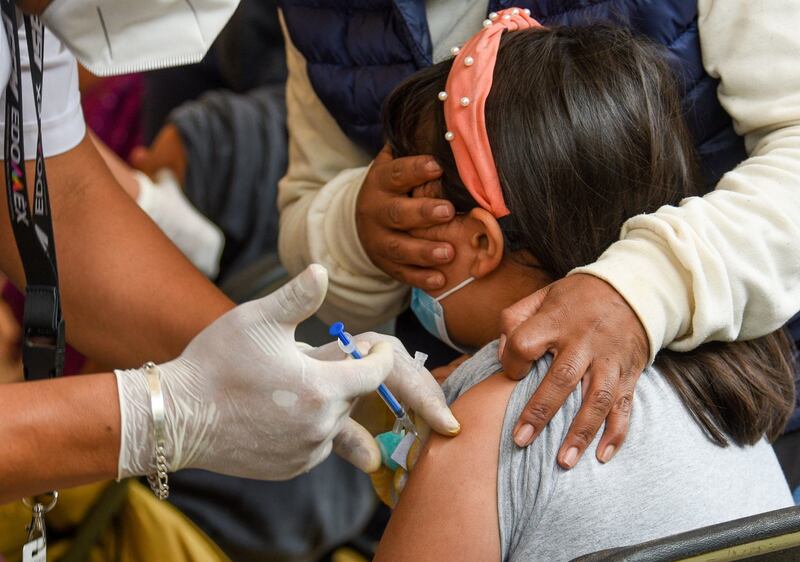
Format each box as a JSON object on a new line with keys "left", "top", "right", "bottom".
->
{"left": 523, "top": 8, "right": 531, "bottom": 15}
{"left": 464, "top": 56, "right": 474, "bottom": 66}
{"left": 438, "top": 91, "right": 448, "bottom": 101}
{"left": 488, "top": 12, "right": 498, "bottom": 20}
{"left": 460, "top": 96, "right": 470, "bottom": 107}
{"left": 450, "top": 46, "right": 460, "bottom": 55}
{"left": 445, "top": 131, "right": 455, "bottom": 141}
{"left": 483, "top": 19, "right": 493, "bottom": 28}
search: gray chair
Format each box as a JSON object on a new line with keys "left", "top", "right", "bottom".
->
{"left": 573, "top": 506, "right": 800, "bottom": 562}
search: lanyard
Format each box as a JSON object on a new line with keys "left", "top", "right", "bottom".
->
{"left": 1, "top": 1, "right": 64, "bottom": 381}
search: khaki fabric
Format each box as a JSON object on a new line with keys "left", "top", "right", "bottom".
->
{"left": 0, "top": 480, "right": 230, "bottom": 562}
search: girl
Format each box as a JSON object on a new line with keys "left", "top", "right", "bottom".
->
{"left": 374, "top": 12, "right": 795, "bottom": 561}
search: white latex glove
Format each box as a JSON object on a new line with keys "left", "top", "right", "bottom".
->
{"left": 135, "top": 169, "right": 224, "bottom": 278}
{"left": 306, "top": 334, "right": 461, "bottom": 472}
{"left": 115, "top": 264, "right": 396, "bottom": 481}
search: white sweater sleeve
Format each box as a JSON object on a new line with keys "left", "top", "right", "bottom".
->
{"left": 276, "top": 12, "right": 407, "bottom": 332}
{"left": 573, "top": 0, "right": 800, "bottom": 363}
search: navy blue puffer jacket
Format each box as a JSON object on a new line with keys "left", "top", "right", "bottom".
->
{"left": 279, "top": 0, "right": 746, "bottom": 188}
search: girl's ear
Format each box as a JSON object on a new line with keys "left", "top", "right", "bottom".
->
{"left": 465, "top": 207, "right": 504, "bottom": 279}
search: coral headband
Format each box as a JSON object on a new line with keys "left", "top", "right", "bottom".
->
{"left": 442, "top": 8, "right": 542, "bottom": 218}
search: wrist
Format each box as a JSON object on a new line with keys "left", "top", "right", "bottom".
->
{"left": 115, "top": 361, "right": 181, "bottom": 480}
{"left": 142, "top": 362, "right": 170, "bottom": 498}
{"left": 342, "top": 168, "right": 378, "bottom": 274}
{"left": 353, "top": 165, "right": 392, "bottom": 277}
{"left": 115, "top": 367, "right": 156, "bottom": 479}
{"left": 569, "top": 233, "right": 691, "bottom": 365}
{"left": 310, "top": 166, "right": 386, "bottom": 277}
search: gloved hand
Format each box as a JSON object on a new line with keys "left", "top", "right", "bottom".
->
{"left": 115, "top": 264, "right": 398, "bottom": 481}
{"left": 305, "top": 333, "right": 461, "bottom": 472}
{"left": 135, "top": 169, "right": 224, "bottom": 278}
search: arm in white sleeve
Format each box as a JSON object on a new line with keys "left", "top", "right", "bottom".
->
{"left": 0, "top": 25, "right": 85, "bottom": 158}
{"left": 572, "top": 0, "right": 800, "bottom": 363}
{"left": 277, "top": 11, "right": 407, "bottom": 332}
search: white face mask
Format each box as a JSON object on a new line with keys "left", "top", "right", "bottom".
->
{"left": 41, "top": 0, "right": 239, "bottom": 76}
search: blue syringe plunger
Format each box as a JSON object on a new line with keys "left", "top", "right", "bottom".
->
{"left": 328, "top": 322, "right": 346, "bottom": 339}
{"left": 329, "top": 322, "right": 362, "bottom": 358}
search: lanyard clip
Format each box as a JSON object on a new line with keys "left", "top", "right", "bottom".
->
{"left": 22, "top": 285, "right": 65, "bottom": 381}
{"left": 25, "top": 503, "right": 46, "bottom": 544}
{"left": 22, "top": 492, "right": 57, "bottom": 562}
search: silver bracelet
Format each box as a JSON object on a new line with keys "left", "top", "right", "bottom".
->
{"left": 143, "top": 361, "right": 170, "bottom": 499}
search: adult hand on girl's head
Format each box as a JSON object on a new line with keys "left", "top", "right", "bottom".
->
{"left": 357, "top": 145, "right": 456, "bottom": 290}
{"left": 499, "top": 274, "right": 649, "bottom": 469}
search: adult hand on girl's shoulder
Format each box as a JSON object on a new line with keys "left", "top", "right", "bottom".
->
{"left": 498, "top": 273, "right": 649, "bottom": 469}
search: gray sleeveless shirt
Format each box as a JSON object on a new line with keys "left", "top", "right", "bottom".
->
{"left": 441, "top": 341, "right": 793, "bottom": 561}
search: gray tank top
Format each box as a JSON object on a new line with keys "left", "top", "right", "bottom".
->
{"left": 441, "top": 341, "right": 793, "bottom": 561}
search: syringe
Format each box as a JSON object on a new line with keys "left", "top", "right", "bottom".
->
{"left": 329, "top": 322, "right": 419, "bottom": 438}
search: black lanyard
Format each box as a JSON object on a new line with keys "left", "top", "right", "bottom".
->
{"left": 1, "top": 2, "right": 64, "bottom": 381}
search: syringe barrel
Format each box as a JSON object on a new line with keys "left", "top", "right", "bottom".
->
{"left": 330, "top": 321, "right": 403, "bottom": 416}
{"left": 377, "top": 383, "right": 405, "bottom": 418}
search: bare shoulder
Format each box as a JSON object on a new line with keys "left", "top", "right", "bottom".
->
{"left": 375, "top": 372, "right": 517, "bottom": 562}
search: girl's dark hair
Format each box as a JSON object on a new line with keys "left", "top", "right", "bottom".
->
{"left": 383, "top": 25, "right": 796, "bottom": 446}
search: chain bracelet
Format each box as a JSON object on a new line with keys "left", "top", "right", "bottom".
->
{"left": 143, "top": 361, "right": 170, "bottom": 500}
{"left": 146, "top": 444, "right": 170, "bottom": 499}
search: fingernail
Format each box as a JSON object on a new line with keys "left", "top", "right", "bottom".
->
{"left": 353, "top": 445, "right": 381, "bottom": 473}
{"left": 433, "top": 247, "right": 451, "bottom": 260}
{"left": 498, "top": 334, "right": 507, "bottom": 359}
{"left": 427, "top": 275, "right": 444, "bottom": 289}
{"left": 447, "top": 416, "right": 461, "bottom": 436}
{"left": 599, "top": 444, "right": 616, "bottom": 463}
{"left": 425, "top": 160, "right": 441, "bottom": 173}
{"left": 433, "top": 205, "right": 452, "bottom": 219}
{"left": 514, "top": 424, "right": 534, "bottom": 447}
{"left": 562, "top": 446, "right": 579, "bottom": 468}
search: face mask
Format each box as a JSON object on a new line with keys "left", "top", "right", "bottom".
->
{"left": 411, "top": 277, "right": 475, "bottom": 354}
{"left": 42, "top": 0, "right": 239, "bottom": 76}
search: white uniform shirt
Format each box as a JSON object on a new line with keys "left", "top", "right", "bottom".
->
{"left": 0, "top": 20, "right": 85, "bottom": 159}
